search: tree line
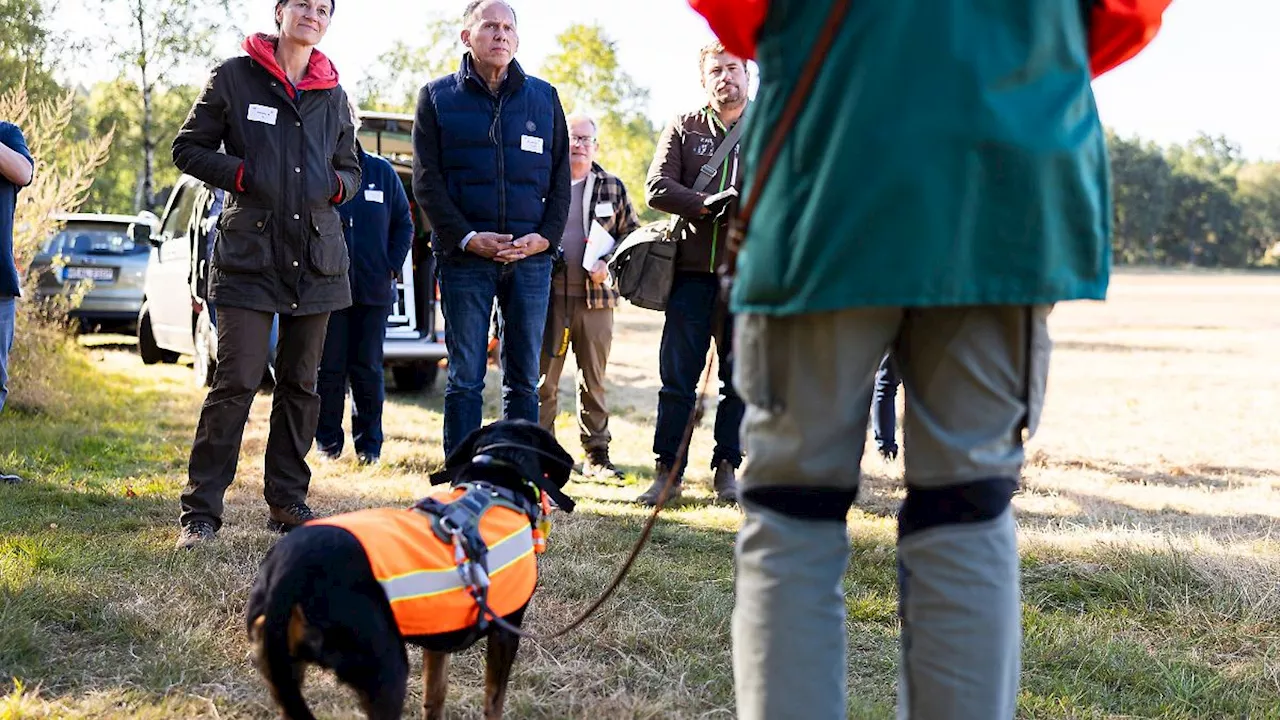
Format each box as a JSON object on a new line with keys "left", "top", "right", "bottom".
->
{"left": 4, "top": 0, "right": 1277, "bottom": 266}
{"left": 1110, "top": 131, "right": 1280, "bottom": 267}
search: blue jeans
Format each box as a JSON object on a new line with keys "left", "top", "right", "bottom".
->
{"left": 438, "top": 252, "right": 551, "bottom": 457}
{"left": 654, "top": 272, "right": 744, "bottom": 476}
{"left": 0, "top": 296, "right": 13, "bottom": 412}
{"left": 872, "top": 351, "right": 900, "bottom": 454}
{"left": 316, "top": 304, "right": 390, "bottom": 458}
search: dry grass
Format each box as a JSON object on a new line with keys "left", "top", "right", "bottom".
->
{"left": 1, "top": 271, "right": 1279, "bottom": 718}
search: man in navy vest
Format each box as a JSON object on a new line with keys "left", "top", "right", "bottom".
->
{"left": 412, "top": 0, "right": 570, "bottom": 456}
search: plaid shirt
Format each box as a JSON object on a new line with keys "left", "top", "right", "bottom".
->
{"left": 568, "top": 163, "right": 640, "bottom": 310}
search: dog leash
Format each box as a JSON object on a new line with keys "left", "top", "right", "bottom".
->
{"left": 463, "top": 354, "right": 720, "bottom": 643}
{"left": 468, "top": 0, "right": 853, "bottom": 642}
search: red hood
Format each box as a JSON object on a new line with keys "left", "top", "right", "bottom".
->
{"left": 242, "top": 33, "right": 339, "bottom": 96}
{"left": 688, "top": 0, "right": 766, "bottom": 61}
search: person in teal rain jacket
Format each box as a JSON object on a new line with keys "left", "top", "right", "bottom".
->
{"left": 680, "top": 0, "right": 1169, "bottom": 717}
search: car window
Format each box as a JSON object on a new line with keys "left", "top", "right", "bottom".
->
{"left": 48, "top": 225, "right": 148, "bottom": 255}
{"left": 161, "top": 185, "right": 195, "bottom": 239}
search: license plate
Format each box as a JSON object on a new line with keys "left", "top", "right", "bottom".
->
{"left": 64, "top": 266, "right": 115, "bottom": 282}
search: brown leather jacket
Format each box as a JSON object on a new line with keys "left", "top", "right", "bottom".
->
{"left": 644, "top": 106, "right": 743, "bottom": 274}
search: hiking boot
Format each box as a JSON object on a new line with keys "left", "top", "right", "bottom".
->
{"left": 357, "top": 452, "right": 380, "bottom": 466}
{"left": 636, "top": 462, "right": 682, "bottom": 506}
{"left": 713, "top": 460, "right": 739, "bottom": 504}
{"left": 267, "top": 502, "right": 317, "bottom": 533}
{"left": 175, "top": 520, "right": 217, "bottom": 549}
{"left": 583, "top": 448, "right": 624, "bottom": 482}
{"left": 878, "top": 444, "right": 899, "bottom": 462}
{"left": 1, "top": 473, "right": 23, "bottom": 485}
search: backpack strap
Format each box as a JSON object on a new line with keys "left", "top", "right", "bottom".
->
{"left": 692, "top": 110, "right": 748, "bottom": 194}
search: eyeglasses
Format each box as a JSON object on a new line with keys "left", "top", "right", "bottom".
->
{"left": 570, "top": 135, "right": 596, "bottom": 147}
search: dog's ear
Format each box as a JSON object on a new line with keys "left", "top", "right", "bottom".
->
{"left": 528, "top": 423, "right": 574, "bottom": 489}
{"left": 428, "top": 425, "right": 487, "bottom": 485}
{"left": 519, "top": 422, "right": 577, "bottom": 513}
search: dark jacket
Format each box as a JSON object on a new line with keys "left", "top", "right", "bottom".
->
{"left": 645, "top": 106, "right": 742, "bottom": 274}
{"left": 172, "top": 33, "right": 362, "bottom": 316}
{"left": 340, "top": 149, "right": 413, "bottom": 306}
{"left": 412, "top": 54, "right": 570, "bottom": 257}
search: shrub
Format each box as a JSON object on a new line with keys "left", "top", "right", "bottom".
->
{"left": 1, "top": 77, "right": 113, "bottom": 413}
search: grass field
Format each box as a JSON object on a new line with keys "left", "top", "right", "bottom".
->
{"left": 1, "top": 271, "right": 1278, "bottom": 719}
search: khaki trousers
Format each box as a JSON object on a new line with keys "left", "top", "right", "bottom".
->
{"left": 538, "top": 297, "right": 614, "bottom": 453}
{"left": 731, "top": 305, "right": 1052, "bottom": 720}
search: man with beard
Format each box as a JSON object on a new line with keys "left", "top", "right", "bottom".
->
{"left": 639, "top": 41, "right": 748, "bottom": 505}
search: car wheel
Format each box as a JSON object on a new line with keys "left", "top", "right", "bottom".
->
{"left": 137, "top": 305, "right": 163, "bottom": 365}
{"left": 193, "top": 311, "right": 217, "bottom": 387}
{"left": 138, "top": 303, "right": 180, "bottom": 365}
{"left": 391, "top": 362, "right": 439, "bottom": 393}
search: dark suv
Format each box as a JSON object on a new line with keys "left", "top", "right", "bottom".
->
{"left": 139, "top": 112, "right": 446, "bottom": 390}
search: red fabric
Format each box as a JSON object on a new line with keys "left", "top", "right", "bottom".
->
{"left": 235, "top": 163, "right": 246, "bottom": 192}
{"left": 687, "top": 0, "right": 1168, "bottom": 78}
{"left": 331, "top": 173, "right": 343, "bottom": 204}
{"left": 1089, "top": 0, "right": 1171, "bottom": 77}
{"left": 242, "top": 33, "right": 340, "bottom": 98}
{"left": 687, "top": 0, "right": 768, "bottom": 61}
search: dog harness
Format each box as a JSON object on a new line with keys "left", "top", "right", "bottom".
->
{"left": 312, "top": 482, "right": 550, "bottom": 637}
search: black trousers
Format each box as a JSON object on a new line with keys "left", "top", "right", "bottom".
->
{"left": 180, "top": 306, "right": 329, "bottom": 529}
{"left": 315, "top": 304, "right": 390, "bottom": 458}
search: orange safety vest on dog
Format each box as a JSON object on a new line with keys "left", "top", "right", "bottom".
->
{"left": 313, "top": 487, "right": 538, "bottom": 637}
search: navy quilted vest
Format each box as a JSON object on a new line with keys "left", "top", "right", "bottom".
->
{"left": 427, "top": 57, "right": 554, "bottom": 240}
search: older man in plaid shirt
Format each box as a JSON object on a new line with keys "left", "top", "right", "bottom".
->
{"left": 538, "top": 112, "right": 640, "bottom": 479}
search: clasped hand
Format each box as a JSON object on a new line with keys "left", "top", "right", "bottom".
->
{"left": 467, "top": 232, "right": 550, "bottom": 263}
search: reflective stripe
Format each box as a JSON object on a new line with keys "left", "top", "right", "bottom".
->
{"left": 379, "top": 525, "right": 535, "bottom": 604}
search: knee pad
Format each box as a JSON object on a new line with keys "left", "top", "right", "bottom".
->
{"left": 898, "top": 478, "right": 1017, "bottom": 539}
{"left": 741, "top": 486, "right": 858, "bottom": 522}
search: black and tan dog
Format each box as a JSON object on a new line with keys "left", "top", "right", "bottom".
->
{"left": 246, "top": 420, "right": 577, "bottom": 720}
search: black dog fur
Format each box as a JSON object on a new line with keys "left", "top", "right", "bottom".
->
{"left": 245, "top": 420, "right": 575, "bottom": 720}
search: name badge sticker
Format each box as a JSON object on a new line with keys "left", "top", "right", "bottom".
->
{"left": 594, "top": 202, "right": 614, "bottom": 218}
{"left": 364, "top": 189, "right": 384, "bottom": 203}
{"left": 247, "top": 104, "right": 278, "bottom": 125}
{"left": 520, "top": 134, "right": 544, "bottom": 154}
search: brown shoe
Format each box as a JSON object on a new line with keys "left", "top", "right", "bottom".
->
{"left": 713, "top": 460, "right": 739, "bottom": 504}
{"left": 175, "top": 520, "right": 217, "bottom": 549}
{"left": 636, "top": 462, "right": 682, "bottom": 506}
{"left": 267, "top": 502, "right": 317, "bottom": 533}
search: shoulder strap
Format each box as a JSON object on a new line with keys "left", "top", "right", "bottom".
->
{"left": 723, "top": 1, "right": 851, "bottom": 280}
{"left": 692, "top": 110, "right": 748, "bottom": 193}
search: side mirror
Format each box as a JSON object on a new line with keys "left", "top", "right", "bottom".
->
{"left": 133, "top": 211, "right": 161, "bottom": 247}
{"left": 130, "top": 222, "right": 157, "bottom": 248}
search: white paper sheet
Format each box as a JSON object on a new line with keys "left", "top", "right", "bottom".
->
{"left": 583, "top": 220, "right": 616, "bottom": 272}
